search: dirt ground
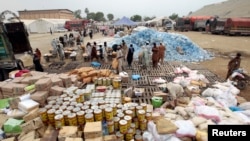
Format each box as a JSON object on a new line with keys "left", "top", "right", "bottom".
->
{"left": 28, "top": 30, "right": 250, "bottom": 101}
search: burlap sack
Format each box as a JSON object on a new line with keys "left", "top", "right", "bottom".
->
{"left": 156, "top": 118, "right": 178, "bottom": 134}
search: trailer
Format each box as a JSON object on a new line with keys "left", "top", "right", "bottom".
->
{"left": 175, "top": 16, "right": 212, "bottom": 32}
{"left": 0, "top": 10, "right": 33, "bottom": 81}
{"left": 224, "top": 18, "right": 250, "bottom": 36}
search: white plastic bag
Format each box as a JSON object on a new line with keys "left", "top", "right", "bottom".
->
{"left": 194, "top": 105, "right": 221, "bottom": 122}
{"left": 239, "top": 102, "right": 250, "bottom": 110}
{"left": 174, "top": 120, "right": 196, "bottom": 137}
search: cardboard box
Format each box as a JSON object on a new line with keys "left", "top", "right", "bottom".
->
{"left": 58, "top": 126, "right": 78, "bottom": 141}
{"left": 60, "top": 74, "right": 72, "bottom": 88}
{"left": 50, "top": 86, "right": 65, "bottom": 96}
{"left": 1, "top": 137, "right": 15, "bottom": 141}
{"left": 11, "top": 77, "right": 24, "bottom": 83}
{"left": 41, "top": 130, "right": 59, "bottom": 141}
{"left": 1, "top": 83, "right": 14, "bottom": 93}
{"left": 153, "top": 91, "right": 171, "bottom": 102}
{"left": 134, "top": 88, "right": 145, "bottom": 97}
{"left": 13, "top": 83, "right": 28, "bottom": 95}
{"left": 9, "top": 97, "right": 21, "bottom": 109}
{"left": 30, "top": 91, "right": 48, "bottom": 106}
{"left": 65, "top": 138, "right": 83, "bottom": 141}
{"left": 23, "top": 108, "right": 40, "bottom": 122}
{"left": 2, "top": 91, "right": 13, "bottom": 98}
{"left": 29, "top": 75, "right": 44, "bottom": 84}
{"left": 85, "top": 137, "right": 103, "bottom": 141}
{"left": 103, "top": 135, "right": 117, "bottom": 141}
{"left": 35, "top": 78, "right": 52, "bottom": 91}
{"left": 84, "top": 122, "right": 102, "bottom": 139}
{"left": 21, "top": 77, "right": 32, "bottom": 84}
{"left": 51, "top": 78, "right": 64, "bottom": 87}
{"left": 18, "top": 99, "right": 39, "bottom": 113}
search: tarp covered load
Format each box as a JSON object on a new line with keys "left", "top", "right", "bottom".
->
{"left": 111, "top": 28, "right": 212, "bottom": 62}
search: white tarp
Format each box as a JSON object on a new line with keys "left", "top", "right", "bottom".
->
{"left": 29, "top": 18, "right": 69, "bottom": 33}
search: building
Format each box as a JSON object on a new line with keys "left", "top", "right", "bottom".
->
{"left": 18, "top": 9, "right": 74, "bottom": 20}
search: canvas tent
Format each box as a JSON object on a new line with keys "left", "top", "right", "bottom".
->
{"left": 113, "top": 16, "right": 137, "bottom": 26}
{"left": 29, "top": 18, "right": 68, "bottom": 33}
{"left": 146, "top": 16, "right": 174, "bottom": 27}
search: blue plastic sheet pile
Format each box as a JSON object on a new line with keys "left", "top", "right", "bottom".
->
{"left": 110, "top": 28, "right": 213, "bottom": 62}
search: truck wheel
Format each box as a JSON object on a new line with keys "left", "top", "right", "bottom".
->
{"left": 198, "top": 28, "right": 203, "bottom": 32}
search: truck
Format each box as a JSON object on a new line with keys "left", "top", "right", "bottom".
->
{"left": 224, "top": 17, "right": 250, "bottom": 36}
{"left": 64, "top": 19, "right": 89, "bottom": 31}
{"left": 210, "top": 18, "right": 227, "bottom": 35}
{"left": 0, "top": 10, "right": 33, "bottom": 81}
{"left": 175, "top": 16, "right": 213, "bottom": 32}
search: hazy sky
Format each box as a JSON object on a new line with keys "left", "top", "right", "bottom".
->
{"left": 1, "top": 0, "right": 227, "bottom": 19}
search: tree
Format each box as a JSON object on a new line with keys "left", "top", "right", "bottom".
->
{"left": 74, "top": 9, "right": 82, "bottom": 19}
{"left": 84, "top": 8, "right": 89, "bottom": 15}
{"left": 130, "top": 15, "right": 142, "bottom": 22}
{"left": 143, "top": 16, "right": 151, "bottom": 22}
{"left": 107, "top": 14, "right": 114, "bottom": 21}
{"left": 188, "top": 11, "right": 193, "bottom": 15}
{"left": 143, "top": 16, "right": 155, "bottom": 21}
{"left": 95, "top": 12, "right": 105, "bottom": 21}
{"left": 169, "top": 13, "right": 179, "bottom": 20}
{"left": 87, "top": 12, "right": 96, "bottom": 20}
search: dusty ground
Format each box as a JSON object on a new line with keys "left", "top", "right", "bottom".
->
{"left": 28, "top": 30, "right": 250, "bottom": 101}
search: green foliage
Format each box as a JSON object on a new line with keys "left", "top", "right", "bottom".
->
{"left": 74, "top": 9, "right": 82, "bottom": 19}
{"left": 107, "top": 14, "right": 114, "bottom": 21}
{"left": 84, "top": 8, "right": 89, "bottom": 15}
{"left": 95, "top": 12, "right": 105, "bottom": 21}
{"left": 130, "top": 15, "right": 142, "bottom": 22}
{"left": 169, "top": 13, "right": 179, "bottom": 20}
{"left": 87, "top": 12, "right": 96, "bottom": 20}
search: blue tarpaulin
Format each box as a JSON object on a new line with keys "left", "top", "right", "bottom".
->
{"left": 113, "top": 16, "right": 137, "bottom": 26}
{"left": 110, "top": 28, "right": 213, "bottom": 62}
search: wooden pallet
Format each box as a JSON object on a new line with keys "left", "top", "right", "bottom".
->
{"left": 100, "top": 64, "right": 111, "bottom": 69}
{"left": 206, "top": 75, "right": 225, "bottom": 83}
{"left": 132, "top": 76, "right": 149, "bottom": 86}
{"left": 197, "top": 69, "right": 216, "bottom": 77}
{"left": 76, "top": 62, "right": 92, "bottom": 68}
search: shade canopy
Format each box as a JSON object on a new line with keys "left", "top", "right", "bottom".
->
{"left": 113, "top": 16, "right": 137, "bottom": 26}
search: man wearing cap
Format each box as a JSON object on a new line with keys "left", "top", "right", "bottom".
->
{"left": 116, "top": 45, "right": 124, "bottom": 73}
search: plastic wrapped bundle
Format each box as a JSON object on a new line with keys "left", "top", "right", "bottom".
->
{"left": 110, "top": 28, "right": 213, "bottom": 62}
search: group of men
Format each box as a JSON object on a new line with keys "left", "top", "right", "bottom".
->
{"left": 139, "top": 41, "right": 166, "bottom": 70}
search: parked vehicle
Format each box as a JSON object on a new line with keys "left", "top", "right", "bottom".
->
{"left": 224, "top": 18, "right": 250, "bottom": 36}
{"left": 174, "top": 17, "right": 192, "bottom": 31}
{"left": 0, "top": 10, "right": 33, "bottom": 81}
{"left": 175, "top": 16, "right": 213, "bottom": 32}
{"left": 64, "top": 19, "right": 89, "bottom": 31}
{"left": 193, "top": 20, "right": 207, "bottom": 31}
{"left": 210, "top": 18, "right": 227, "bottom": 35}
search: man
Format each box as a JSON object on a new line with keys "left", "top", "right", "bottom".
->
{"left": 152, "top": 43, "right": 159, "bottom": 68}
{"left": 166, "top": 82, "right": 184, "bottom": 107}
{"left": 226, "top": 53, "right": 241, "bottom": 79}
{"left": 116, "top": 45, "right": 124, "bottom": 73}
{"left": 126, "top": 44, "right": 135, "bottom": 67}
{"left": 121, "top": 40, "right": 128, "bottom": 60}
{"left": 158, "top": 43, "right": 166, "bottom": 65}
{"left": 140, "top": 42, "right": 150, "bottom": 70}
